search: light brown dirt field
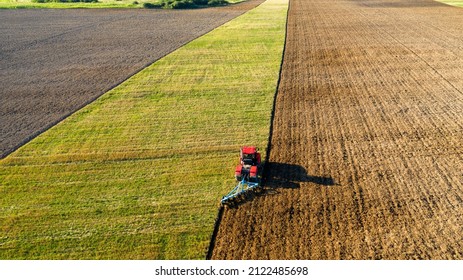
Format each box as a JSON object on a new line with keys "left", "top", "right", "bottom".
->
{"left": 212, "top": 0, "right": 463, "bottom": 259}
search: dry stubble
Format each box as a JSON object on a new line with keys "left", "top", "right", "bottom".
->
{"left": 212, "top": 0, "right": 463, "bottom": 259}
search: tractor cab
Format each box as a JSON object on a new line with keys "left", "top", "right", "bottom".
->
{"left": 240, "top": 146, "right": 261, "bottom": 167}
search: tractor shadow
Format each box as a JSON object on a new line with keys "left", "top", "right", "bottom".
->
{"left": 224, "top": 162, "right": 336, "bottom": 208}
{"left": 263, "top": 162, "right": 336, "bottom": 192}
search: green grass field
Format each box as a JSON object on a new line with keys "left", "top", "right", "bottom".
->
{"left": 439, "top": 0, "right": 463, "bottom": 7}
{"left": 0, "top": 0, "right": 242, "bottom": 9}
{"left": 0, "top": 0, "right": 288, "bottom": 259}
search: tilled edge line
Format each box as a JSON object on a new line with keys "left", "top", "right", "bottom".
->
{"left": 206, "top": 205, "right": 225, "bottom": 259}
{"left": 206, "top": 0, "right": 291, "bottom": 260}
{"left": 261, "top": 0, "right": 291, "bottom": 188}
{"left": 0, "top": 0, "right": 265, "bottom": 160}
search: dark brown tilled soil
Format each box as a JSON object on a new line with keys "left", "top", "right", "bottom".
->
{"left": 0, "top": 0, "right": 263, "bottom": 158}
{"left": 212, "top": 0, "right": 463, "bottom": 259}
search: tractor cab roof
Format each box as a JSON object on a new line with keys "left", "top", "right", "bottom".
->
{"left": 241, "top": 146, "right": 257, "bottom": 155}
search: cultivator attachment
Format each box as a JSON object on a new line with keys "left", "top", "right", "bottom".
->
{"left": 221, "top": 146, "right": 262, "bottom": 205}
{"left": 221, "top": 177, "right": 260, "bottom": 204}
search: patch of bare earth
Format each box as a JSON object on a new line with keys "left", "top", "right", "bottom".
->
{"left": 212, "top": 0, "right": 463, "bottom": 259}
{"left": 0, "top": 0, "right": 263, "bottom": 158}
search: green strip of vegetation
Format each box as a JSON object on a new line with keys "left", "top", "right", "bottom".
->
{"left": 0, "top": 0, "right": 242, "bottom": 9}
{"left": 438, "top": 0, "right": 463, "bottom": 7}
{"left": 0, "top": 0, "right": 288, "bottom": 259}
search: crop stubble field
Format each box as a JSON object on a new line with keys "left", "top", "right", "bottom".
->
{"left": 212, "top": 0, "right": 463, "bottom": 259}
{"left": 0, "top": 0, "right": 262, "bottom": 159}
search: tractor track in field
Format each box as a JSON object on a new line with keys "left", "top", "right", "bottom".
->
{"left": 211, "top": 0, "right": 463, "bottom": 259}
{"left": 0, "top": 0, "right": 263, "bottom": 159}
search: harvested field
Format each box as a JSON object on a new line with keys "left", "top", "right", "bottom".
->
{"left": 212, "top": 0, "right": 463, "bottom": 259}
{"left": 0, "top": 0, "right": 262, "bottom": 159}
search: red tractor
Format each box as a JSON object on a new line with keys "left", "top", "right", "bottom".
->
{"left": 235, "top": 146, "right": 261, "bottom": 182}
{"left": 222, "top": 146, "right": 262, "bottom": 204}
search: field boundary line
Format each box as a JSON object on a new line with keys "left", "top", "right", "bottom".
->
{"left": 206, "top": 205, "right": 225, "bottom": 259}
{"left": 261, "top": 0, "right": 291, "bottom": 186}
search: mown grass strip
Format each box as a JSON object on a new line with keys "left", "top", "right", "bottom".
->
{"left": 0, "top": 0, "right": 288, "bottom": 259}
{"left": 438, "top": 0, "right": 463, "bottom": 7}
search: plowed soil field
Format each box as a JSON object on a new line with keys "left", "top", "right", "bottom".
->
{"left": 212, "top": 0, "right": 463, "bottom": 259}
{"left": 0, "top": 0, "right": 262, "bottom": 159}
